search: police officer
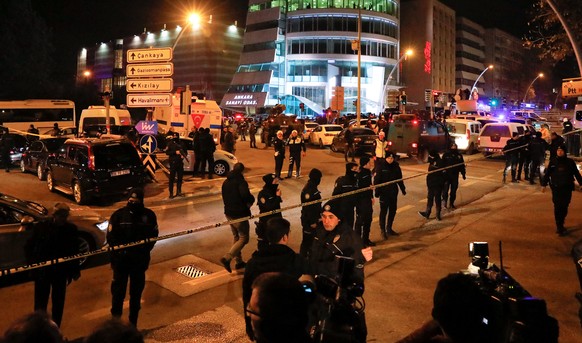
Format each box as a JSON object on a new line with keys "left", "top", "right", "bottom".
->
{"left": 528, "top": 131, "right": 548, "bottom": 185}
{"left": 356, "top": 156, "right": 375, "bottom": 247}
{"left": 107, "top": 189, "right": 159, "bottom": 327}
{"left": 344, "top": 125, "right": 355, "bottom": 162}
{"left": 166, "top": 133, "right": 186, "bottom": 199}
{"left": 300, "top": 168, "right": 322, "bottom": 258}
{"left": 0, "top": 128, "right": 13, "bottom": 172}
{"left": 249, "top": 121, "right": 258, "bottom": 148}
{"left": 542, "top": 144, "right": 582, "bottom": 236}
{"left": 273, "top": 130, "right": 286, "bottom": 179}
{"left": 517, "top": 130, "right": 532, "bottom": 181}
{"left": 256, "top": 173, "right": 283, "bottom": 251}
{"left": 24, "top": 203, "right": 80, "bottom": 327}
{"left": 286, "top": 130, "right": 306, "bottom": 178}
{"left": 418, "top": 150, "right": 446, "bottom": 221}
{"left": 441, "top": 143, "right": 466, "bottom": 209}
{"left": 502, "top": 133, "right": 522, "bottom": 183}
{"left": 332, "top": 162, "right": 359, "bottom": 230}
{"left": 199, "top": 128, "right": 216, "bottom": 179}
{"left": 374, "top": 151, "right": 406, "bottom": 239}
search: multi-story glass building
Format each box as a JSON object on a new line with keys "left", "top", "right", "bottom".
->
{"left": 221, "top": 0, "right": 403, "bottom": 117}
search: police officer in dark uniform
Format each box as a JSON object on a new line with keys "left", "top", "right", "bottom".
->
{"left": 418, "top": 150, "right": 446, "bottom": 221}
{"left": 286, "top": 129, "right": 306, "bottom": 178}
{"left": 374, "top": 151, "right": 406, "bottom": 239}
{"left": 356, "top": 156, "right": 375, "bottom": 247}
{"left": 273, "top": 130, "right": 286, "bottom": 179}
{"left": 166, "top": 133, "right": 186, "bottom": 198}
{"left": 542, "top": 144, "right": 582, "bottom": 236}
{"left": 25, "top": 203, "right": 80, "bottom": 327}
{"left": 249, "top": 121, "right": 258, "bottom": 148}
{"left": 300, "top": 168, "right": 322, "bottom": 257}
{"left": 199, "top": 128, "right": 216, "bottom": 179}
{"left": 517, "top": 130, "right": 532, "bottom": 181}
{"left": 344, "top": 125, "right": 355, "bottom": 162}
{"left": 502, "top": 133, "right": 522, "bottom": 183}
{"left": 107, "top": 189, "right": 159, "bottom": 327}
{"left": 332, "top": 162, "right": 359, "bottom": 230}
{"left": 256, "top": 173, "right": 283, "bottom": 251}
{"left": 441, "top": 143, "right": 466, "bottom": 209}
{"left": 528, "top": 131, "right": 548, "bottom": 185}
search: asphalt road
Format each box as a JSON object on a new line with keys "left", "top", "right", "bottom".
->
{"left": 0, "top": 139, "right": 581, "bottom": 342}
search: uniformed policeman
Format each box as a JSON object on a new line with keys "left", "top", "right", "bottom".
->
{"left": 355, "top": 156, "right": 375, "bottom": 246}
{"left": 332, "top": 162, "right": 359, "bottom": 230}
{"left": 273, "top": 131, "right": 286, "bottom": 179}
{"left": 286, "top": 130, "right": 306, "bottom": 178}
{"left": 374, "top": 151, "right": 406, "bottom": 239}
{"left": 542, "top": 144, "right": 582, "bottom": 236}
{"left": 299, "top": 168, "right": 322, "bottom": 257}
{"left": 441, "top": 143, "right": 466, "bottom": 209}
{"left": 256, "top": 173, "right": 283, "bottom": 250}
{"left": 166, "top": 133, "right": 187, "bottom": 198}
{"left": 107, "top": 189, "right": 159, "bottom": 327}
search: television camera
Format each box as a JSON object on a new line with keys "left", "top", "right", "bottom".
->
{"left": 467, "top": 241, "right": 558, "bottom": 343}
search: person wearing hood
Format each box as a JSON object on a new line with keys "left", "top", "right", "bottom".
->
{"left": 542, "top": 145, "right": 582, "bottom": 236}
{"left": 300, "top": 168, "right": 323, "bottom": 257}
{"left": 332, "top": 162, "right": 360, "bottom": 230}
{"left": 308, "top": 199, "right": 372, "bottom": 343}
{"left": 441, "top": 143, "right": 466, "bottom": 209}
{"left": 221, "top": 163, "right": 256, "bottom": 273}
{"left": 418, "top": 150, "right": 446, "bottom": 221}
{"left": 256, "top": 173, "right": 283, "bottom": 251}
{"left": 106, "top": 189, "right": 159, "bottom": 327}
{"left": 374, "top": 151, "right": 406, "bottom": 239}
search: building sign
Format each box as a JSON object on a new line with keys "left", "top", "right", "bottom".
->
{"left": 562, "top": 80, "right": 582, "bottom": 97}
{"left": 221, "top": 93, "right": 267, "bottom": 107}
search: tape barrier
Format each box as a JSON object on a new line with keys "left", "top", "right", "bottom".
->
{"left": 0, "top": 138, "right": 555, "bottom": 277}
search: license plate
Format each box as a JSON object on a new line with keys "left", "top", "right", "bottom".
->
{"left": 365, "top": 140, "right": 374, "bottom": 144}
{"left": 111, "top": 169, "right": 130, "bottom": 177}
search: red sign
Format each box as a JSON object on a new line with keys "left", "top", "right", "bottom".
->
{"left": 191, "top": 114, "right": 206, "bottom": 128}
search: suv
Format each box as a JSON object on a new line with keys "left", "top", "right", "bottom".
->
{"left": 46, "top": 138, "right": 146, "bottom": 204}
{"left": 386, "top": 114, "right": 451, "bottom": 162}
{"left": 478, "top": 123, "right": 535, "bottom": 156}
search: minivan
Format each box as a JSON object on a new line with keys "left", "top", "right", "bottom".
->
{"left": 444, "top": 119, "right": 481, "bottom": 154}
{"left": 478, "top": 123, "right": 535, "bottom": 156}
{"left": 79, "top": 106, "right": 133, "bottom": 133}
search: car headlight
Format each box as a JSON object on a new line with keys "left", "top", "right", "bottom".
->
{"left": 96, "top": 220, "right": 109, "bottom": 232}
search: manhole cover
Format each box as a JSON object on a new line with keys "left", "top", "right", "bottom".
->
{"left": 176, "top": 264, "right": 210, "bottom": 279}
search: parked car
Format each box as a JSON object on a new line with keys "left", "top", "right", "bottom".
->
{"left": 0, "top": 192, "right": 108, "bottom": 269}
{"left": 309, "top": 124, "right": 343, "bottom": 148}
{"left": 20, "top": 137, "right": 68, "bottom": 180}
{"left": 330, "top": 127, "right": 377, "bottom": 157}
{"left": 42, "top": 126, "right": 78, "bottom": 138}
{"left": 159, "top": 136, "right": 238, "bottom": 176}
{"left": 477, "top": 122, "right": 535, "bottom": 156}
{"left": 444, "top": 119, "right": 481, "bottom": 154}
{"left": 46, "top": 138, "right": 146, "bottom": 204}
{"left": 386, "top": 114, "right": 451, "bottom": 162}
{"left": 303, "top": 121, "right": 319, "bottom": 140}
{"left": 0, "top": 133, "right": 29, "bottom": 166}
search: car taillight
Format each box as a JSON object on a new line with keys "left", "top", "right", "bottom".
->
{"left": 411, "top": 142, "right": 418, "bottom": 148}
{"left": 412, "top": 120, "right": 418, "bottom": 125}
{"left": 466, "top": 129, "right": 470, "bottom": 141}
{"left": 354, "top": 137, "right": 361, "bottom": 143}
{"left": 478, "top": 137, "right": 481, "bottom": 143}
{"left": 387, "top": 141, "right": 393, "bottom": 146}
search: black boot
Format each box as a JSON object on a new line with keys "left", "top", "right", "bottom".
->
{"left": 418, "top": 211, "right": 430, "bottom": 219}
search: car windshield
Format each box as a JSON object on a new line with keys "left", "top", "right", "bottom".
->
{"left": 93, "top": 143, "right": 141, "bottom": 168}
{"left": 325, "top": 126, "right": 343, "bottom": 132}
{"left": 446, "top": 123, "right": 466, "bottom": 134}
{"left": 482, "top": 125, "right": 511, "bottom": 137}
{"left": 0, "top": 194, "right": 47, "bottom": 215}
{"left": 44, "top": 138, "right": 67, "bottom": 151}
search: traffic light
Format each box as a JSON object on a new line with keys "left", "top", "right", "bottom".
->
{"left": 490, "top": 98, "right": 498, "bottom": 106}
{"left": 400, "top": 95, "right": 407, "bottom": 105}
{"left": 299, "top": 102, "right": 305, "bottom": 111}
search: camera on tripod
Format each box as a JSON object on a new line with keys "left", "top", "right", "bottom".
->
{"left": 466, "top": 241, "right": 558, "bottom": 343}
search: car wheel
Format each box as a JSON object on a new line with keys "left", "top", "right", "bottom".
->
{"left": 73, "top": 181, "right": 87, "bottom": 205}
{"left": 47, "top": 171, "right": 55, "bottom": 192}
{"left": 37, "top": 164, "right": 46, "bottom": 180}
{"left": 20, "top": 160, "right": 26, "bottom": 173}
{"left": 77, "top": 233, "right": 95, "bottom": 266}
{"left": 319, "top": 139, "right": 324, "bottom": 149}
{"left": 213, "top": 160, "right": 229, "bottom": 176}
{"left": 330, "top": 143, "right": 337, "bottom": 152}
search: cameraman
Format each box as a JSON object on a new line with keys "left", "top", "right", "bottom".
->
{"left": 308, "top": 199, "right": 373, "bottom": 342}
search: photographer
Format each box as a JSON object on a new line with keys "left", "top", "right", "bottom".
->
{"left": 308, "top": 199, "right": 373, "bottom": 343}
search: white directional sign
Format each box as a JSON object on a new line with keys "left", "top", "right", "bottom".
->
{"left": 127, "top": 94, "right": 173, "bottom": 108}
{"left": 126, "top": 78, "right": 173, "bottom": 93}
{"left": 126, "top": 63, "right": 174, "bottom": 77}
{"left": 127, "top": 48, "right": 173, "bottom": 63}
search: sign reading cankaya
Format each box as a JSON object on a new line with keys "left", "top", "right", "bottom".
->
{"left": 221, "top": 93, "right": 267, "bottom": 107}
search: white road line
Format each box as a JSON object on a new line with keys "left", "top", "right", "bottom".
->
{"left": 396, "top": 204, "right": 415, "bottom": 214}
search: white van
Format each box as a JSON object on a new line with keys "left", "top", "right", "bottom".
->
{"left": 444, "top": 119, "right": 481, "bottom": 154}
{"left": 478, "top": 123, "right": 535, "bottom": 155}
{"left": 79, "top": 106, "right": 132, "bottom": 132}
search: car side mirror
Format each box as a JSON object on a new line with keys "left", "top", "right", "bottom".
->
{"left": 18, "top": 215, "right": 35, "bottom": 232}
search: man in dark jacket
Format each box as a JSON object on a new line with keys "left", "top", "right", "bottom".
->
{"left": 256, "top": 173, "right": 283, "bottom": 251}
{"left": 286, "top": 129, "right": 306, "bottom": 178}
{"left": 199, "top": 128, "right": 216, "bottom": 179}
{"left": 356, "top": 156, "right": 375, "bottom": 246}
{"left": 273, "top": 130, "right": 286, "bottom": 179}
{"left": 344, "top": 125, "right": 355, "bottom": 162}
{"left": 300, "top": 168, "right": 322, "bottom": 257}
{"left": 517, "top": 130, "right": 532, "bottom": 181}
{"left": 221, "top": 163, "right": 255, "bottom": 273}
{"left": 528, "top": 131, "right": 548, "bottom": 185}
{"left": 374, "top": 152, "right": 406, "bottom": 239}
{"left": 192, "top": 127, "right": 204, "bottom": 176}
{"left": 502, "top": 133, "right": 522, "bottom": 183}
{"left": 25, "top": 203, "right": 80, "bottom": 327}
{"left": 0, "top": 130, "right": 13, "bottom": 172}
{"left": 542, "top": 144, "right": 582, "bottom": 236}
{"left": 223, "top": 126, "right": 236, "bottom": 154}
{"left": 166, "top": 133, "right": 186, "bottom": 198}
{"left": 107, "top": 189, "right": 158, "bottom": 327}
{"left": 332, "top": 162, "right": 359, "bottom": 230}
{"left": 441, "top": 143, "right": 466, "bottom": 209}
{"left": 242, "top": 218, "right": 308, "bottom": 340}
{"left": 418, "top": 150, "right": 446, "bottom": 221}
{"left": 249, "top": 121, "right": 258, "bottom": 148}
{"left": 549, "top": 132, "right": 566, "bottom": 162}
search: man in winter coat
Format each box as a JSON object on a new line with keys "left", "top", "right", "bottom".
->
{"left": 502, "top": 133, "right": 522, "bottom": 183}
{"left": 374, "top": 151, "right": 406, "bottom": 239}
{"left": 199, "top": 128, "right": 216, "bottom": 179}
{"left": 356, "top": 156, "right": 375, "bottom": 246}
{"left": 300, "top": 168, "right": 322, "bottom": 258}
{"left": 332, "top": 162, "right": 359, "bottom": 230}
{"left": 273, "top": 130, "right": 286, "bottom": 179}
{"left": 166, "top": 133, "right": 186, "bottom": 198}
{"left": 286, "top": 130, "right": 306, "bottom": 178}
{"left": 528, "top": 131, "right": 548, "bottom": 185}
{"left": 418, "top": 150, "right": 446, "bottom": 221}
{"left": 441, "top": 143, "right": 466, "bottom": 209}
{"left": 256, "top": 173, "right": 283, "bottom": 251}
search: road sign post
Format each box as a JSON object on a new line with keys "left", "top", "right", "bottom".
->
{"left": 126, "top": 47, "right": 175, "bottom": 109}
{"left": 127, "top": 48, "right": 173, "bottom": 63}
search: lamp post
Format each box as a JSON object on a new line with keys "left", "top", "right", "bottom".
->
{"left": 172, "top": 13, "right": 201, "bottom": 50}
{"left": 522, "top": 73, "right": 544, "bottom": 103}
{"left": 471, "top": 64, "right": 493, "bottom": 96}
{"left": 380, "top": 49, "right": 413, "bottom": 110}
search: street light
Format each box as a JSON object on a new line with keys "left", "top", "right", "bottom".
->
{"left": 172, "top": 12, "right": 202, "bottom": 50}
{"left": 470, "top": 64, "right": 493, "bottom": 95}
{"left": 522, "top": 73, "right": 544, "bottom": 103}
{"left": 380, "top": 49, "right": 413, "bottom": 110}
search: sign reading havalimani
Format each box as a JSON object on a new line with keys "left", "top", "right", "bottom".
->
{"left": 562, "top": 80, "right": 582, "bottom": 97}
{"left": 126, "top": 47, "right": 174, "bottom": 108}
